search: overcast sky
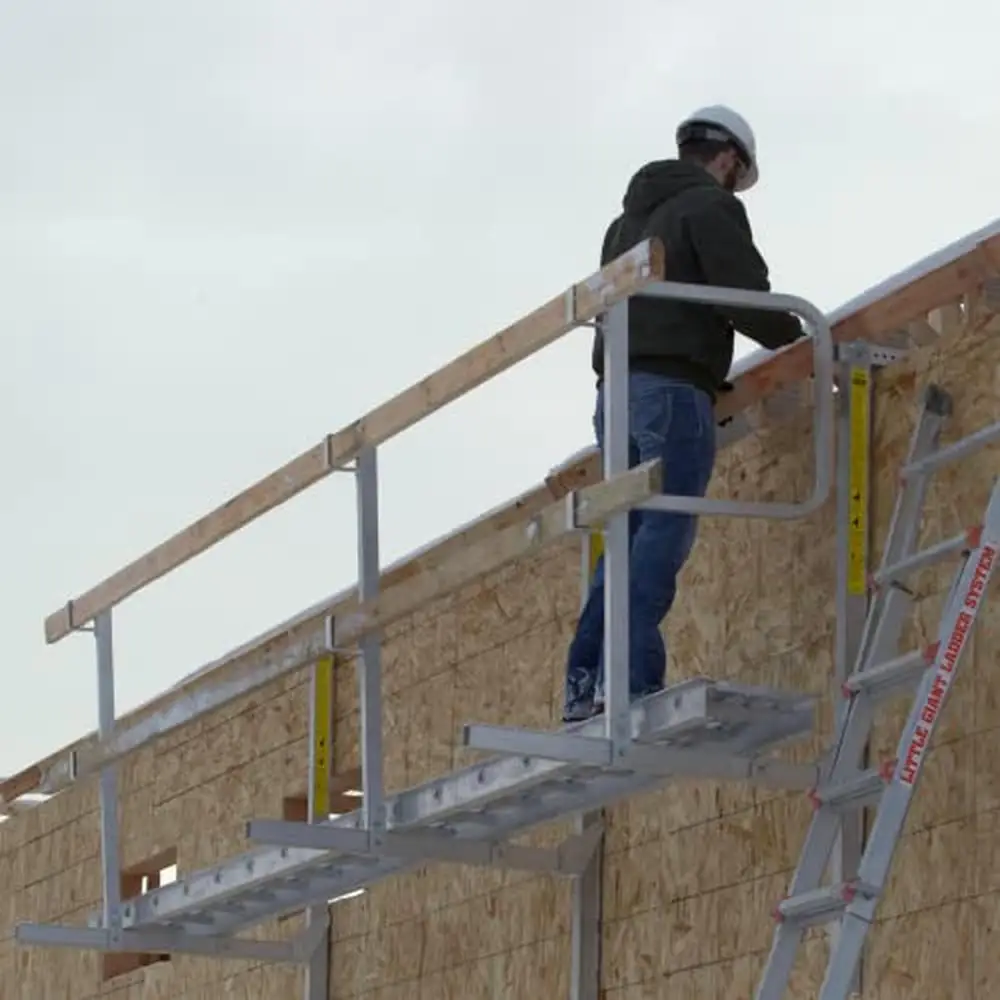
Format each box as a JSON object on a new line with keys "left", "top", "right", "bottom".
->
{"left": 2, "top": 0, "right": 999, "bottom": 775}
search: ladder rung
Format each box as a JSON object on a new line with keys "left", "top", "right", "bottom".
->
{"left": 774, "top": 885, "right": 850, "bottom": 927}
{"left": 873, "top": 528, "right": 979, "bottom": 587}
{"left": 901, "top": 420, "right": 1000, "bottom": 479}
{"left": 808, "top": 762, "right": 894, "bottom": 812}
{"left": 774, "top": 881, "right": 878, "bottom": 929}
{"left": 843, "top": 646, "right": 933, "bottom": 701}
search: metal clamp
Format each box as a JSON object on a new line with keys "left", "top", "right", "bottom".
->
{"left": 563, "top": 491, "right": 581, "bottom": 533}
{"left": 322, "top": 614, "right": 357, "bottom": 656}
{"left": 564, "top": 287, "right": 577, "bottom": 325}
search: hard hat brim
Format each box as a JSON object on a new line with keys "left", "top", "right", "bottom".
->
{"left": 735, "top": 161, "right": 759, "bottom": 192}
{"left": 677, "top": 107, "right": 760, "bottom": 191}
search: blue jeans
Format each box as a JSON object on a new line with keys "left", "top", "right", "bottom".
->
{"left": 563, "top": 372, "right": 717, "bottom": 721}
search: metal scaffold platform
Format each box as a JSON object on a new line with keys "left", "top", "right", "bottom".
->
{"left": 7, "top": 225, "right": 1000, "bottom": 1000}
{"left": 92, "top": 680, "right": 814, "bottom": 940}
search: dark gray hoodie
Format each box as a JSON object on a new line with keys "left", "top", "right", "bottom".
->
{"left": 591, "top": 159, "right": 802, "bottom": 398}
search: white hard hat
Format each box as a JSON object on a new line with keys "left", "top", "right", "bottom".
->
{"left": 676, "top": 105, "right": 759, "bottom": 191}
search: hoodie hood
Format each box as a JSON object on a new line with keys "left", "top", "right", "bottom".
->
{"left": 621, "top": 159, "right": 719, "bottom": 216}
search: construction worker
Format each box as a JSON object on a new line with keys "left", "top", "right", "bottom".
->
{"left": 562, "top": 105, "right": 805, "bottom": 723}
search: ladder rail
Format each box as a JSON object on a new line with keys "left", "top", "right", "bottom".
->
{"left": 755, "top": 384, "right": 1000, "bottom": 1000}
{"left": 753, "top": 391, "right": 951, "bottom": 999}
{"left": 849, "top": 384, "right": 950, "bottom": 680}
{"left": 816, "top": 502, "right": 1000, "bottom": 1000}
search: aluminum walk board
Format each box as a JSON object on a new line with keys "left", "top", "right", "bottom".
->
{"left": 94, "top": 678, "right": 814, "bottom": 938}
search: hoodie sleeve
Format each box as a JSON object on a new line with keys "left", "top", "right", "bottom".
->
{"left": 683, "top": 195, "right": 804, "bottom": 351}
{"left": 600, "top": 216, "right": 624, "bottom": 267}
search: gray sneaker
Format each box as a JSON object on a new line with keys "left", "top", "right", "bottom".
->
{"left": 562, "top": 700, "right": 597, "bottom": 724}
{"left": 594, "top": 683, "right": 663, "bottom": 716}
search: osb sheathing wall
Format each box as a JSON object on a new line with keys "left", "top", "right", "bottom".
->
{"left": 2, "top": 314, "right": 1000, "bottom": 1000}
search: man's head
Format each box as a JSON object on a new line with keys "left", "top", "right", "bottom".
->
{"left": 675, "top": 105, "right": 759, "bottom": 193}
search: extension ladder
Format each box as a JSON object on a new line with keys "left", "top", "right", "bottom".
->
{"left": 755, "top": 384, "right": 1000, "bottom": 999}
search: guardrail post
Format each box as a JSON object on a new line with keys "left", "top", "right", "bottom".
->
{"left": 304, "top": 645, "right": 334, "bottom": 998}
{"left": 94, "top": 610, "right": 123, "bottom": 945}
{"left": 355, "top": 446, "right": 386, "bottom": 837}
{"left": 602, "top": 299, "right": 632, "bottom": 759}
{"left": 570, "top": 532, "right": 604, "bottom": 1000}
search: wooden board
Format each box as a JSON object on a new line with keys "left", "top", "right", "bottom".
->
{"left": 331, "top": 458, "right": 662, "bottom": 644}
{"left": 544, "top": 230, "right": 1000, "bottom": 499}
{"left": 10, "top": 303, "right": 1000, "bottom": 1000}
{"left": 4, "top": 460, "right": 661, "bottom": 805}
{"left": 43, "top": 440, "right": 335, "bottom": 643}
{"left": 14, "top": 226, "right": 1000, "bottom": 808}
{"left": 42, "top": 238, "right": 666, "bottom": 644}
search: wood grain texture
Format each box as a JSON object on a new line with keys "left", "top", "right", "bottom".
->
{"left": 12, "top": 232, "right": 999, "bottom": 808}
{"left": 319, "top": 304, "right": 1000, "bottom": 1000}
{"left": 332, "top": 459, "right": 661, "bottom": 644}
{"left": 542, "top": 230, "right": 1000, "bottom": 503}
{"left": 6, "top": 462, "right": 661, "bottom": 806}
{"left": 43, "top": 439, "right": 334, "bottom": 643}
{"left": 326, "top": 237, "right": 665, "bottom": 462}
{"left": 42, "top": 239, "right": 664, "bottom": 645}
{"left": 4, "top": 303, "right": 1000, "bottom": 1000}
{"left": 0, "top": 766, "right": 42, "bottom": 809}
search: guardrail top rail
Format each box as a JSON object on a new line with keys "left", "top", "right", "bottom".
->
{"left": 44, "top": 237, "right": 843, "bottom": 646}
{"left": 43, "top": 238, "right": 666, "bottom": 644}
{"left": 39, "top": 219, "right": 1000, "bottom": 652}
{"left": 12, "top": 212, "right": 1000, "bottom": 997}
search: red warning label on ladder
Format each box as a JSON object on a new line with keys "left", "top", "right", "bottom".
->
{"left": 899, "top": 543, "right": 996, "bottom": 785}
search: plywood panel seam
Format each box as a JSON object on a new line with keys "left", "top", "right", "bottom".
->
{"left": 16, "top": 898, "right": 102, "bottom": 926}
{"left": 453, "top": 613, "right": 563, "bottom": 665}
{"left": 383, "top": 662, "right": 462, "bottom": 701}
{"left": 369, "top": 929, "right": 570, "bottom": 987}
{"left": 875, "top": 892, "right": 990, "bottom": 922}
{"left": 152, "top": 733, "right": 306, "bottom": 808}
{"left": 609, "top": 865, "right": 799, "bottom": 911}
{"left": 603, "top": 807, "right": 778, "bottom": 851}
{"left": 336, "top": 875, "right": 561, "bottom": 932}
{"left": 17, "top": 813, "right": 105, "bottom": 848}
{"left": 149, "top": 679, "right": 310, "bottom": 760}
{"left": 18, "top": 852, "right": 101, "bottom": 892}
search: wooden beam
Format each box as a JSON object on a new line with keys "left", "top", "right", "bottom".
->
{"left": 5, "top": 461, "right": 662, "bottom": 806}
{"left": 42, "top": 238, "right": 666, "bottom": 644}
{"left": 43, "top": 441, "right": 334, "bottom": 645}
{"left": 12, "top": 225, "right": 999, "bottom": 809}
{"left": 0, "top": 765, "right": 43, "bottom": 806}
{"left": 542, "top": 230, "right": 1000, "bottom": 500}
{"left": 715, "top": 234, "right": 1000, "bottom": 423}
{"left": 330, "top": 459, "right": 662, "bottom": 644}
